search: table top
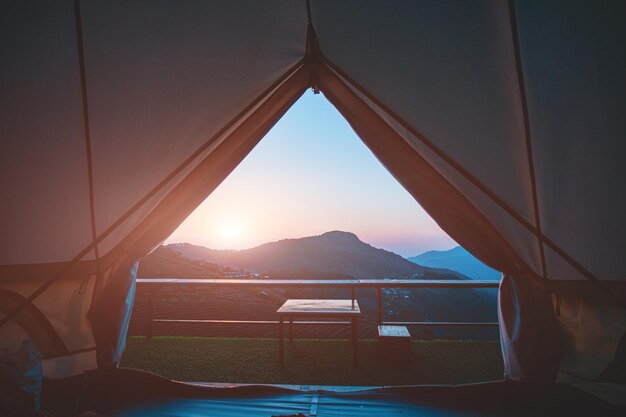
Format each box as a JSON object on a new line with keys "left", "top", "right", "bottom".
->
{"left": 277, "top": 299, "right": 361, "bottom": 316}
{"left": 378, "top": 325, "right": 410, "bottom": 338}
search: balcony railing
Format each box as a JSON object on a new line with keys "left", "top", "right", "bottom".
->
{"left": 136, "top": 278, "right": 500, "bottom": 338}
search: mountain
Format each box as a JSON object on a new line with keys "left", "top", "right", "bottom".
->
{"left": 408, "top": 246, "right": 500, "bottom": 280}
{"left": 167, "top": 231, "right": 467, "bottom": 280}
{"left": 135, "top": 233, "right": 498, "bottom": 340}
{"left": 137, "top": 245, "right": 223, "bottom": 279}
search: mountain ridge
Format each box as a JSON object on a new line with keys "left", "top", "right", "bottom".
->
{"left": 408, "top": 246, "right": 500, "bottom": 280}
{"left": 168, "top": 230, "right": 467, "bottom": 280}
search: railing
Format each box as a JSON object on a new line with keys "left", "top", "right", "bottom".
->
{"left": 137, "top": 278, "right": 500, "bottom": 338}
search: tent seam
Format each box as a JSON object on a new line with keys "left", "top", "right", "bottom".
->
{"left": 507, "top": 0, "right": 548, "bottom": 281}
{"left": 74, "top": 0, "right": 106, "bottom": 366}
{"left": 74, "top": 0, "right": 100, "bottom": 266}
{"left": 306, "top": 0, "right": 313, "bottom": 26}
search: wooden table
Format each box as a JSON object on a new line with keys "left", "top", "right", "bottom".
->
{"left": 277, "top": 299, "right": 361, "bottom": 364}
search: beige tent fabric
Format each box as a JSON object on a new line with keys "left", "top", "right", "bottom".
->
{"left": 81, "top": 0, "right": 308, "bottom": 256}
{"left": 112, "top": 65, "right": 310, "bottom": 262}
{"left": 0, "top": 276, "right": 98, "bottom": 377}
{"left": 0, "top": 1, "right": 94, "bottom": 265}
{"left": 324, "top": 66, "right": 544, "bottom": 277}
{"left": 551, "top": 281, "right": 626, "bottom": 380}
{"left": 0, "top": 60, "right": 310, "bottom": 376}
{"left": 513, "top": 1, "right": 626, "bottom": 281}
{"left": 311, "top": 0, "right": 543, "bottom": 277}
{"left": 1, "top": 0, "right": 625, "bottom": 382}
{"left": 0, "top": 0, "right": 308, "bottom": 265}
{"left": 87, "top": 64, "right": 310, "bottom": 367}
{"left": 499, "top": 274, "right": 562, "bottom": 382}
{"left": 316, "top": 65, "right": 529, "bottom": 276}
{"left": 89, "top": 258, "right": 138, "bottom": 368}
{"left": 316, "top": 61, "right": 563, "bottom": 382}
{"left": 0, "top": 0, "right": 310, "bottom": 376}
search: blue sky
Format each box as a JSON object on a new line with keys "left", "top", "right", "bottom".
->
{"left": 166, "top": 90, "right": 456, "bottom": 257}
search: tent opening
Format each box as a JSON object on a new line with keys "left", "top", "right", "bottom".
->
{"left": 120, "top": 90, "right": 503, "bottom": 386}
{"left": 2, "top": 2, "right": 625, "bottom": 415}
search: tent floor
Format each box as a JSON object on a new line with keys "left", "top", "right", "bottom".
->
{"left": 39, "top": 368, "right": 623, "bottom": 417}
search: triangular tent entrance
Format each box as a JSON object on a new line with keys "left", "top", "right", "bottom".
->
{"left": 167, "top": 90, "right": 458, "bottom": 257}
{"left": 1, "top": 0, "right": 625, "bottom": 400}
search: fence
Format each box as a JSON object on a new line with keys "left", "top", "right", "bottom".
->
{"left": 136, "top": 278, "right": 500, "bottom": 338}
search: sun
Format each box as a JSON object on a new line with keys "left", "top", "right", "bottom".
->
{"left": 220, "top": 220, "right": 240, "bottom": 240}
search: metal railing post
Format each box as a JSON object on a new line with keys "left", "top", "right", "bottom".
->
{"left": 147, "top": 287, "right": 155, "bottom": 339}
{"left": 135, "top": 278, "right": 500, "bottom": 333}
{"left": 376, "top": 287, "right": 382, "bottom": 325}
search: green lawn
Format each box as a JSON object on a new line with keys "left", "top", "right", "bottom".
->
{"left": 121, "top": 336, "right": 504, "bottom": 386}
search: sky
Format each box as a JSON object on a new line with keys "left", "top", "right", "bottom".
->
{"left": 165, "top": 90, "right": 457, "bottom": 257}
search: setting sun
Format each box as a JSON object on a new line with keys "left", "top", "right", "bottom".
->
{"left": 166, "top": 91, "right": 456, "bottom": 256}
{"left": 220, "top": 220, "right": 241, "bottom": 240}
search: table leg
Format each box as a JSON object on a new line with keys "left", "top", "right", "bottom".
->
{"left": 352, "top": 316, "right": 358, "bottom": 365}
{"left": 289, "top": 317, "right": 293, "bottom": 344}
{"left": 146, "top": 288, "right": 155, "bottom": 339}
{"left": 279, "top": 316, "right": 284, "bottom": 364}
{"left": 351, "top": 287, "right": 355, "bottom": 309}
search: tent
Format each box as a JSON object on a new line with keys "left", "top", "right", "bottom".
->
{"left": 1, "top": 0, "right": 625, "bottom": 414}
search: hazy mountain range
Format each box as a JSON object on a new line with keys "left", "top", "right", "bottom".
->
{"left": 408, "top": 246, "right": 501, "bottom": 280}
{"left": 166, "top": 230, "right": 467, "bottom": 280}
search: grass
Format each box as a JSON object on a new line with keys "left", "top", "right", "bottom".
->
{"left": 120, "top": 336, "right": 504, "bottom": 386}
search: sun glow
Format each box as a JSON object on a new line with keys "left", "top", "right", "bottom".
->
{"left": 221, "top": 220, "right": 240, "bottom": 240}
{"left": 166, "top": 91, "right": 457, "bottom": 256}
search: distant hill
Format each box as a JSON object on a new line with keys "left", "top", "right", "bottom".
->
{"left": 137, "top": 245, "right": 223, "bottom": 279}
{"left": 130, "top": 278, "right": 498, "bottom": 340}
{"left": 168, "top": 231, "right": 467, "bottom": 280}
{"left": 135, "top": 233, "right": 498, "bottom": 340}
{"left": 408, "top": 246, "right": 500, "bottom": 280}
